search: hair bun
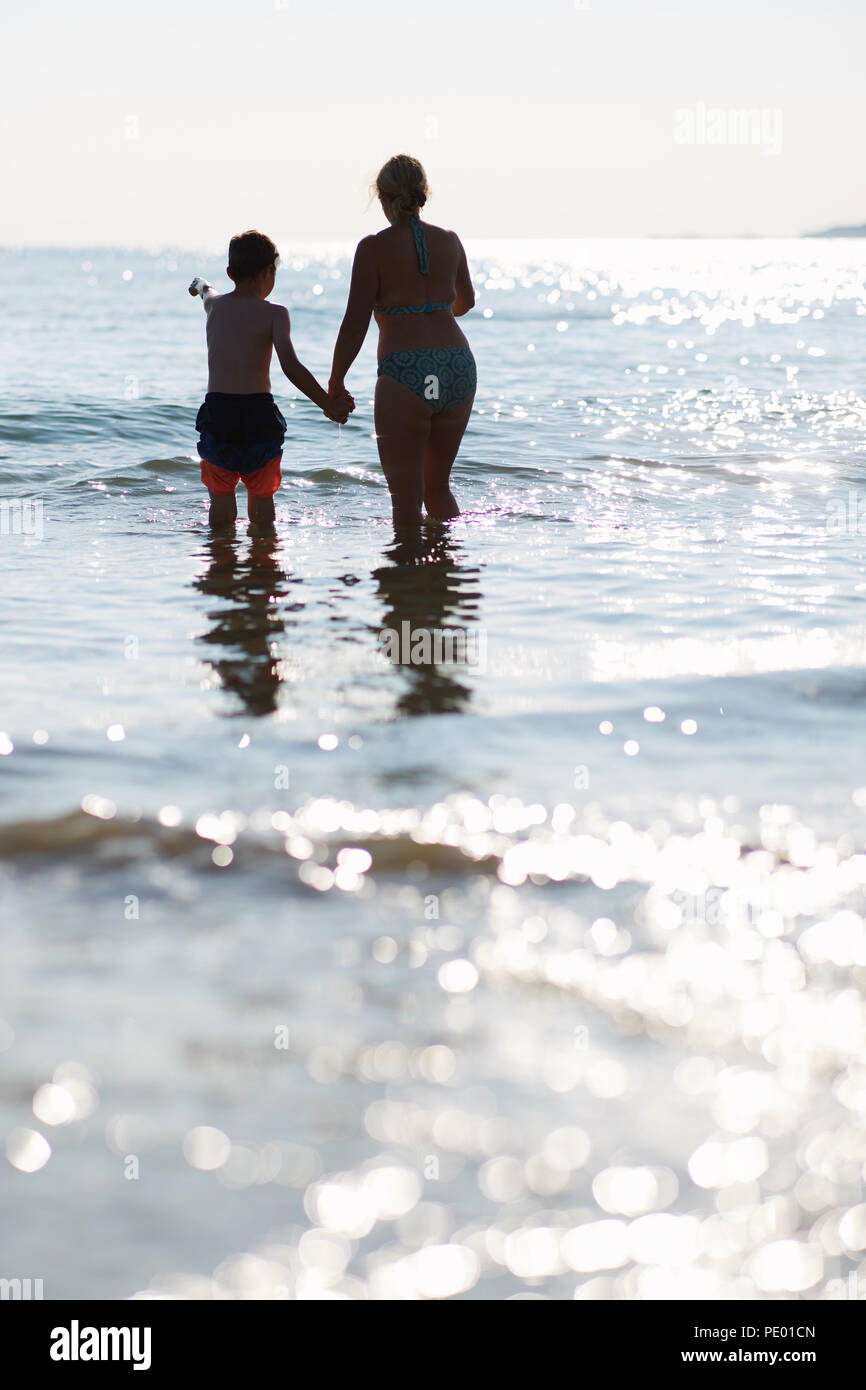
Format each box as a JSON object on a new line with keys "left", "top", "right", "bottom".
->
{"left": 374, "top": 154, "right": 430, "bottom": 219}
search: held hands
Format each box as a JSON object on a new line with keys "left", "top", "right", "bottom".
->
{"left": 325, "top": 384, "right": 355, "bottom": 425}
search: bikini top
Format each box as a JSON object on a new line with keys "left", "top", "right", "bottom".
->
{"left": 374, "top": 214, "right": 452, "bottom": 316}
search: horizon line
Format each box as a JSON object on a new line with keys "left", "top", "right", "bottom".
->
{"left": 2, "top": 232, "right": 863, "bottom": 256}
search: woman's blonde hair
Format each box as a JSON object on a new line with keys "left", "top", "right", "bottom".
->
{"left": 374, "top": 154, "right": 430, "bottom": 218}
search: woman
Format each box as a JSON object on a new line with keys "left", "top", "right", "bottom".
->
{"left": 329, "top": 155, "right": 476, "bottom": 525}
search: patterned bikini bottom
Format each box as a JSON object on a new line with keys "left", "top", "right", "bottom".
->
{"left": 377, "top": 347, "right": 477, "bottom": 415}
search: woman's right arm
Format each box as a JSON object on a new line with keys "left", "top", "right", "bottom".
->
{"left": 329, "top": 237, "right": 377, "bottom": 390}
{"left": 452, "top": 236, "right": 475, "bottom": 317}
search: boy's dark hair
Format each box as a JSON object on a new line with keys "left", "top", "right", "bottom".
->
{"left": 227, "top": 230, "right": 279, "bottom": 282}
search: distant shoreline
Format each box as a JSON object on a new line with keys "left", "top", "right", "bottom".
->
{"left": 805, "top": 223, "right": 866, "bottom": 238}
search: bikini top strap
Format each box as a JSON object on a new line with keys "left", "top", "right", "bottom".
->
{"left": 410, "top": 213, "right": 430, "bottom": 275}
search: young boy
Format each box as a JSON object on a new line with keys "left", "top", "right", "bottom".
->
{"left": 189, "top": 230, "right": 353, "bottom": 526}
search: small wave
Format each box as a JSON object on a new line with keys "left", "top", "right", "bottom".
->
{"left": 138, "top": 455, "right": 196, "bottom": 474}
{"left": 586, "top": 453, "right": 763, "bottom": 483}
{"left": 290, "top": 465, "right": 385, "bottom": 487}
{"left": 0, "top": 806, "right": 500, "bottom": 878}
{"left": 0, "top": 795, "right": 831, "bottom": 910}
{"left": 0, "top": 399, "right": 196, "bottom": 447}
{"left": 455, "top": 456, "right": 551, "bottom": 480}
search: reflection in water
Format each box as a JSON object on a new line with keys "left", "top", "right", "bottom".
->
{"left": 192, "top": 532, "right": 300, "bottom": 717}
{"left": 373, "top": 525, "right": 484, "bottom": 717}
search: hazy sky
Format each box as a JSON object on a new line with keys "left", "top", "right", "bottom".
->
{"left": 1, "top": 0, "right": 864, "bottom": 246}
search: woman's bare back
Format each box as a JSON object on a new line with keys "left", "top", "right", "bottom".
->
{"left": 373, "top": 220, "right": 460, "bottom": 307}
{"left": 372, "top": 221, "right": 471, "bottom": 353}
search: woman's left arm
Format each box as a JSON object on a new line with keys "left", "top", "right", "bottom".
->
{"left": 451, "top": 235, "right": 475, "bottom": 317}
{"left": 329, "top": 236, "right": 377, "bottom": 391}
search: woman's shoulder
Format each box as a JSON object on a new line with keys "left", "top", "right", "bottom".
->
{"left": 420, "top": 223, "right": 462, "bottom": 260}
{"left": 422, "top": 221, "right": 460, "bottom": 241}
{"left": 352, "top": 233, "right": 383, "bottom": 272}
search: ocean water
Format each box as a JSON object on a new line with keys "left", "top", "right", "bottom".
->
{"left": 2, "top": 239, "right": 866, "bottom": 1301}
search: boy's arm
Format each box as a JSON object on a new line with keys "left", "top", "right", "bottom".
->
{"left": 188, "top": 276, "right": 219, "bottom": 310}
{"left": 272, "top": 305, "right": 350, "bottom": 420}
{"left": 329, "top": 236, "right": 377, "bottom": 391}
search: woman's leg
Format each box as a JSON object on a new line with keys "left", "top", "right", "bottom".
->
{"left": 374, "top": 375, "right": 432, "bottom": 525}
{"left": 423, "top": 398, "right": 474, "bottom": 519}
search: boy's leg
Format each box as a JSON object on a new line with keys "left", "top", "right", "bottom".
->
{"left": 242, "top": 455, "right": 282, "bottom": 527}
{"left": 248, "top": 495, "right": 275, "bottom": 526}
{"left": 200, "top": 459, "right": 240, "bottom": 526}
{"left": 208, "top": 490, "right": 237, "bottom": 526}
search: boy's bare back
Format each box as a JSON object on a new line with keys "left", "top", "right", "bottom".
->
{"left": 204, "top": 292, "right": 278, "bottom": 395}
